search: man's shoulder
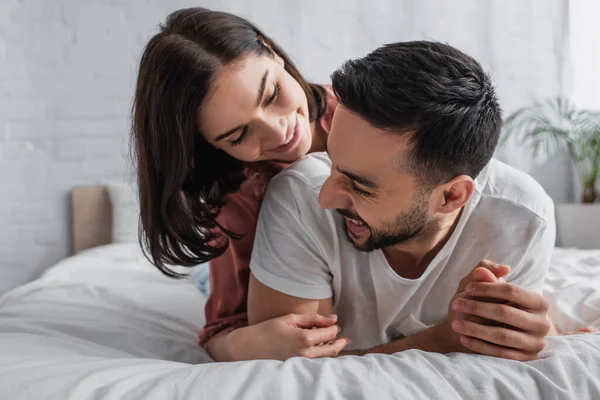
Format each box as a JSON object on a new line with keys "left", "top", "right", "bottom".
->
{"left": 259, "top": 152, "right": 340, "bottom": 253}
{"left": 476, "top": 159, "right": 554, "bottom": 223}
{"left": 267, "top": 152, "right": 331, "bottom": 199}
{"left": 261, "top": 152, "right": 335, "bottom": 225}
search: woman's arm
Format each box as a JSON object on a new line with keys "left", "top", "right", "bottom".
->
{"left": 207, "top": 312, "right": 346, "bottom": 361}
{"left": 199, "top": 192, "right": 259, "bottom": 355}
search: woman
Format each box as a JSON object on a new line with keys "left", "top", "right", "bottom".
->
{"left": 131, "top": 7, "right": 349, "bottom": 361}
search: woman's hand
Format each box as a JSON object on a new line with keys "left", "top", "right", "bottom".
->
{"left": 209, "top": 313, "right": 350, "bottom": 362}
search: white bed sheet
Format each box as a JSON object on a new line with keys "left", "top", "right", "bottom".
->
{"left": 0, "top": 243, "right": 599, "bottom": 400}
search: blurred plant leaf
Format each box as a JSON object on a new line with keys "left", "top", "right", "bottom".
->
{"left": 502, "top": 97, "right": 600, "bottom": 203}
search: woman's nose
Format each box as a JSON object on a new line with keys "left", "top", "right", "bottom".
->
{"left": 260, "top": 114, "right": 288, "bottom": 149}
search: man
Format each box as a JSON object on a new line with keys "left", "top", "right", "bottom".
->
{"left": 247, "top": 41, "right": 555, "bottom": 361}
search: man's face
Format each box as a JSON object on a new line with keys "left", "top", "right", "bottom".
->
{"left": 318, "top": 107, "right": 435, "bottom": 251}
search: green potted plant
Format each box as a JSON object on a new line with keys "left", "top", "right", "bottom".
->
{"left": 502, "top": 97, "right": 600, "bottom": 248}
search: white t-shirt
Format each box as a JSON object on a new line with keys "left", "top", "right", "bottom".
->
{"left": 250, "top": 153, "right": 556, "bottom": 350}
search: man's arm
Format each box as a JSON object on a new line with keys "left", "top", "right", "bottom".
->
{"left": 444, "top": 208, "right": 556, "bottom": 360}
{"left": 249, "top": 271, "right": 458, "bottom": 357}
{"left": 248, "top": 274, "right": 333, "bottom": 324}
{"left": 340, "top": 323, "right": 458, "bottom": 356}
{"left": 245, "top": 171, "right": 351, "bottom": 358}
{"left": 249, "top": 250, "right": 549, "bottom": 360}
{"left": 247, "top": 274, "right": 352, "bottom": 359}
{"left": 340, "top": 262, "right": 512, "bottom": 357}
{"left": 346, "top": 261, "right": 592, "bottom": 359}
{"left": 343, "top": 262, "right": 550, "bottom": 360}
{"left": 249, "top": 263, "right": 507, "bottom": 358}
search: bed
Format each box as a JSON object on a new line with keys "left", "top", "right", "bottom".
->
{"left": 0, "top": 185, "right": 599, "bottom": 399}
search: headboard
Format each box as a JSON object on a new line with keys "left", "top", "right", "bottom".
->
{"left": 71, "top": 186, "right": 112, "bottom": 253}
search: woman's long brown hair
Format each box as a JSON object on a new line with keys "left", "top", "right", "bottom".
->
{"left": 131, "top": 8, "right": 327, "bottom": 277}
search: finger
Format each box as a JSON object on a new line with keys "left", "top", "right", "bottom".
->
{"left": 459, "top": 335, "right": 540, "bottom": 361}
{"left": 472, "top": 267, "right": 499, "bottom": 283}
{"left": 301, "top": 325, "right": 342, "bottom": 346}
{"left": 452, "top": 319, "right": 545, "bottom": 353}
{"left": 476, "top": 260, "right": 511, "bottom": 279}
{"left": 457, "top": 261, "right": 510, "bottom": 293}
{"left": 301, "top": 338, "right": 349, "bottom": 358}
{"left": 455, "top": 285, "right": 506, "bottom": 308}
{"left": 457, "top": 272, "right": 484, "bottom": 293}
{"left": 454, "top": 291, "right": 507, "bottom": 324}
{"left": 464, "top": 283, "right": 548, "bottom": 312}
{"left": 452, "top": 298, "right": 550, "bottom": 334}
{"left": 293, "top": 313, "right": 338, "bottom": 329}
{"left": 451, "top": 291, "right": 493, "bottom": 325}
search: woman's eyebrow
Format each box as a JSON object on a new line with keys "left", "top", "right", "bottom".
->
{"left": 214, "top": 70, "right": 269, "bottom": 142}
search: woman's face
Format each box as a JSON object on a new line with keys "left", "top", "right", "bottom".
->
{"left": 199, "top": 53, "right": 313, "bottom": 163}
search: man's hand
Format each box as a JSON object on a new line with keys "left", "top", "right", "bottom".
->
{"left": 359, "top": 260, "right": 591, "bottom": 360}
{"left": 358, "top": 261, "right": 513, "bottom": 357}
{"left": 449, "top": 268, "right": 551, "bottom": 361}
{"left": 442, "top": 261, "right": 510, "bottom": 351}
{"left": 456, "top": 260, "right": 511, "bottom": 292}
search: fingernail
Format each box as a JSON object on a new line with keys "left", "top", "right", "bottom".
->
{"left": 460, "top": 336, "right": 469, "bottom": 345}
{"left": 466, "top": 283, "right": 475, "bottom": 294}
{"left": 346, "top": 338, "right": 352, "bottom": 345}
{"left": 452, "top": 320, "right": 464, "bottom": 331}
{"left": 452, "top": 300, "right": 463, "bottom": 311}
{"left": 327, "top": 314, "right": 337, "bottom": 319}
{"left": 337, "top": 326, "right": 342, "bottom": 334}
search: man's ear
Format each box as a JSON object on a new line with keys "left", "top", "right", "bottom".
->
{"left": 435, "top": 175, "right": 474, "bottom": 213}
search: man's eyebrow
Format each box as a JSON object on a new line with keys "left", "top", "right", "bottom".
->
{"left": 337, "top": 167, "right": 379, "bottom": 189}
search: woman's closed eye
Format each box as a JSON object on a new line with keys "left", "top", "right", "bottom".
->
{"left": 231, "top": 126, "right": 248, "bottom": 147}
{"left": 265, "top": 82, "right": 280, "bottom": 107}
{"left": 230, "top": 83, "right": 280, "bottom": 147}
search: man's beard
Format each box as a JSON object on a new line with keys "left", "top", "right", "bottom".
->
{"left": 337, "top": 194, "right": 433, "bottom": 252}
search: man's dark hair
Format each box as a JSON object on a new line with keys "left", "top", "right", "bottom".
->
{"left": 331, "top": 41, "right": 502, "bottom": 186}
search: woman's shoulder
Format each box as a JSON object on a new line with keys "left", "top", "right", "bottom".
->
{"left": 217, "top": 161, "right": 287, "bottom": 230}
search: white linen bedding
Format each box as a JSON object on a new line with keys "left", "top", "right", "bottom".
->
{"left": 0, "top": 243, "right": 599, "bottom": 400}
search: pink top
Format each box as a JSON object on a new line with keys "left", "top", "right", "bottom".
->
{"left": 199, "top": 86, "right": 337, "bottom": 347}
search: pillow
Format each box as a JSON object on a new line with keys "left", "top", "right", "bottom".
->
{"left": 191, "top": 263, "right": 211, "bottom": 297}
{"left": 108, "top": 179, "right": 211, "bottom": 296}
{"left": 106, "top": 180, "right": 140, "bottom": 243}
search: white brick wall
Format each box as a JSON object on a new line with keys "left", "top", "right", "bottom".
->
{"left": 570, "top": 0, "right": 600, "bottom": 110}
{"left": 0, "top": 0, "right": 572, "bottom": 294}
